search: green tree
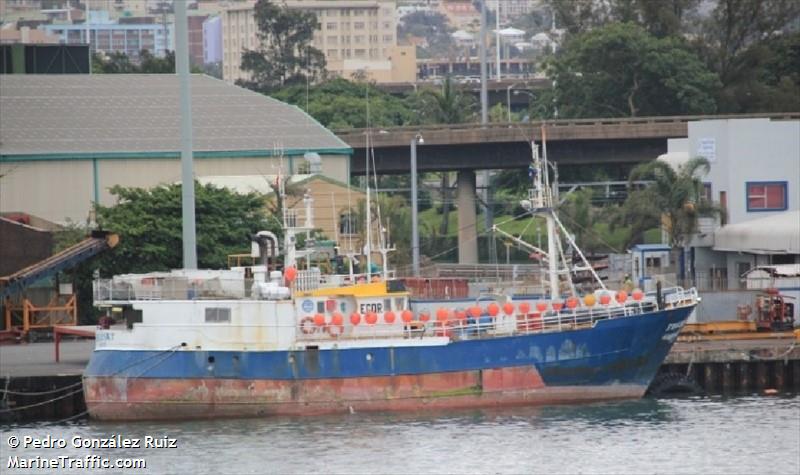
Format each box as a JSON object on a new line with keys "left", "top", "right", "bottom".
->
{"left": 540, "top": 23, "right": 720, "bottom": 118}
{"left": 270, "top": 78, "right": 416, "bottom": 129}
{"left": 397, "top": 11, "right": 456, "bottom": 58}
{"left": 619, "top": 157, "right": 721, "bottom": 248}
{"left": 95, "top": 183, "right": 279, "bottom": 274}
{"left": 696, "top": 0, "right": 799, "bottom": 93}
{"left": 415, "top": 76, "right": 477, "bottom": 124}
{"left": 238, "top": 0, "right": 326, "bottom": 93}
{"left": 547, "top": 0, "right": 611, "bottom": 36}
{"left": 704, "top": 28, "right": 800, "bottom": 112}
{"left": 92, "top": 50, "right": 203, "bottom": 74}
{"left": 92, "top": 51, "right": 137, "bottom": 73}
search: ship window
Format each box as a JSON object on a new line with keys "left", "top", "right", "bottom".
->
{"left": 394, "top": 298, "right": 405, "bottom": 311}
{"left": 384, "top": 298, "right": 392, "bottom": 311}
{"left": 205, "top": 307, "right": 231, "bottom": 323}
{"left": 317, "top": 301, "right": 325, "bottom": 313}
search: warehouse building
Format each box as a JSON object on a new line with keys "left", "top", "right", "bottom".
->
{"left": 0, "top": 74, "right": 353, "bottom": 225}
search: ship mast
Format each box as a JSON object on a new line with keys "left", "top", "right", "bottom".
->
{"left": 541, "top": 127, "right": 561, "bottom": 299}
{"left": 493, "top": 124, "right": 608, "bottom": 299}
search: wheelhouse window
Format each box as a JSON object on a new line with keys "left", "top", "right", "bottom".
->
{"left": 205, "top": 307, "right": 231, "bottom": 323}
{"left": 746, "top": 182, "right": 787, "bottom": 211}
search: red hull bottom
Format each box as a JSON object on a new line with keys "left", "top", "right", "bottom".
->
{"left": 84, "top": 367, "right": 646, "bottom": 421}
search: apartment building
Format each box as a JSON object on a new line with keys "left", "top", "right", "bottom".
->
{"left": 41, "top": 10, "right": 174, "bottom": 58}
{"left": 221, "top": 0, "right": 399, "bottom": 84}
{"left": 496, "top": 0, "right": 542, "bottom": 18}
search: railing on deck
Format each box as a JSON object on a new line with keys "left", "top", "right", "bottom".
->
{"left": 93, "top": 278, "right": 251, "bottom": 301}
{"left": 299, "top": 287, "right": 698, "bottom": 342}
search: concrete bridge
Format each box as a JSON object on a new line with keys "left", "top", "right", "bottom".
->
{"left": 338, "top": 113, "right": 799, "bottom": 175}
{"left": 335, "top": 112, "right": 798, "bottom": 265}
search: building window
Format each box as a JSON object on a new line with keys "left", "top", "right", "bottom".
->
{"left": 702, "top": 183, "right": 712, "bottom": 203}
{"left": 354, "top": 35, "right": 364, "bottom": 44}
{"left": 327, "top": 22, "right": 337, "bottom": 30}
{"left": 354, "top": 21, "right": 365, "bottom": 29}
{"left": 383, "top": 34, "right": 393, "bottom": 43}
{"left": 205, "top": 307, "right": 231, "bottom": 323}
{"left": 354, "top": 49, "right": 366, "bottom": 57}
{"left": 746, "top": 181, "right": 787, "bottom": 212}
{"left": 340, "top": 212, "right": 358, "bottom": 234}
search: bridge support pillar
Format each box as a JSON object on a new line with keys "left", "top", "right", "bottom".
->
{"left": 457, "top": 170, "right": 478, "bottom": 264}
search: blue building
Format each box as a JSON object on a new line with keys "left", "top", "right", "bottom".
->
{"left": 202, "top": 15, "right": 221, "bottom": 65}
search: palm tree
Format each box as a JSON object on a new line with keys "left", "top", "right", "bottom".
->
{"left": 623, "top": 156, "right": 723, "bottom": 248}
{"left": 417, "top": 76, "right": 476, "bottom": 124}
{"left": 415, "top": 77, "right": 476, "bottom": 238}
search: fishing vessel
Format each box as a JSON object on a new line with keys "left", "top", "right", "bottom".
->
{"left": 83, "top": 131, "right": 698, "bottom": 420}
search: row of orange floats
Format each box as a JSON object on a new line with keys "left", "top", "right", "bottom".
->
{"left": 307, "top": 289, "right": 645, "bottom": 327}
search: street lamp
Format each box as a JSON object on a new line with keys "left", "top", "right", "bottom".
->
{"left": 506, "top": 82, "right": 523, "bottom": 123}
{"left": 410, "top": 133, "right": 424, "bottom": 277}
{"left": 513, "top": 89, "right": 535, "bottom": 122}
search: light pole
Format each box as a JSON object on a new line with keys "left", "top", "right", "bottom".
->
{"left": 410, "top": 133, "right": 424, "bottom": 277}
{"left": 513, "top": 89, "right": 535, "bottom": 122}
{"left": 506, "top": 82, "right": 522, "bottom": 122}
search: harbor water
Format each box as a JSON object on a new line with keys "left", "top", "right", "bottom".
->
{"left": 2, "top": 395, "right": 798, "bottom": 474}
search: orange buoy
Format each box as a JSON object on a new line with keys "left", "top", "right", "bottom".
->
{"left": 468, "top": 306, "right": 482, "bottom": 318}
{"left": 616, "top": 290, "right": 628, "bottom": 303}
{"left": 331, "top": 312, "right": 344, "bottom": 326}
{"left": 314, "top": 313, "right": 326, "bottom": 326}
{"left": 566, "top": 297, "right": 579, "bottom": 309}
{"left": 535, "top": 302, "right": 547, "bottom": 313}
{"left": 502, "top": 302, "right": 515, "bottom": 315}
{"left": 599, "top": 293, "right": 611, "bottom": 305}
{"left": 487, "top": 302, "right": 500, "bottom": 317}
{"left": 584, "top": 294, "right": 597, "bottom": 307}
{"left": 365, "top": 312, "right": 378, "bottom": 325}
{"left": 436, "top": 308, "right": 450, "bottom": 322}
{"left": 519, "top": 302, "right": 531, "bottom": 314}
{"left": 384, "top": 310, "right": 396, "bottom": 324}
{"left": 455, "top": 309, "right": 467, "bottom": 320}
{"left": 632, "top": 289, "right": 644, "bottom": 301}
{"left": 284, "top": 266, "right": 297, "bottom": 283}
{"left": 419, "top": 311, "right": 431, "bottom": 322}
{"left": 401, "top": 310, "right": 413, "bottom": 323}
{"left": 552, "top": 301, "right": 563, "bottom": 312}
{"left": 350, "top": 312, "right": 361, "bottom": 325}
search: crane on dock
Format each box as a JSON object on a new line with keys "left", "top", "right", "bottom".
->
{"left": 1, "top": 231, "right": 118, "bottom": 338}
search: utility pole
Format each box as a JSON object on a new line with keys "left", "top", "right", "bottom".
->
{"left": 176, "top": 0, "right": 197, "bottom": 269}
{"left": 479, "top": 1, "right": 495, "bottom": 264}
{"left": 495, "top": 0, "right": 501, "bottom": 80}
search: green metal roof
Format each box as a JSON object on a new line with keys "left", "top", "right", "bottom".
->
{"left": 0, "top": 74, "right": 351, "bottom": 161}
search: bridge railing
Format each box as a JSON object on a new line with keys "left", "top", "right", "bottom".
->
{"left": 334, "top": 112, "right": 800, "bottom": 137}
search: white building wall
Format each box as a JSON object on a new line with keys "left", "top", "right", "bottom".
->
{"left": 669, "top": 118, "right": 800, "bottom": 290}
{"left": 685, "top": 118, "right": 800, "bottom": 226}
{"left": 0, "top": 160, "right": 94, "bottom": 225}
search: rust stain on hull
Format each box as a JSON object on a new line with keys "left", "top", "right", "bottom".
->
{"left": 84, "top": 366, "right": 644, "bottom": 421}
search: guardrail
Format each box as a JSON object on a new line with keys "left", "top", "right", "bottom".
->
{"left": 334, "top": 112, "right": 800, "bottom": 139}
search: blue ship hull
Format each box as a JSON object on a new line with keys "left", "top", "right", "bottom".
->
{"left": 83, "top": 305, "right": 693, "bottom": 420}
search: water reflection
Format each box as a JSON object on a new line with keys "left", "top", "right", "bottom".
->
{"left": 2, "top": 396, "right": 798, "bottom": 475}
